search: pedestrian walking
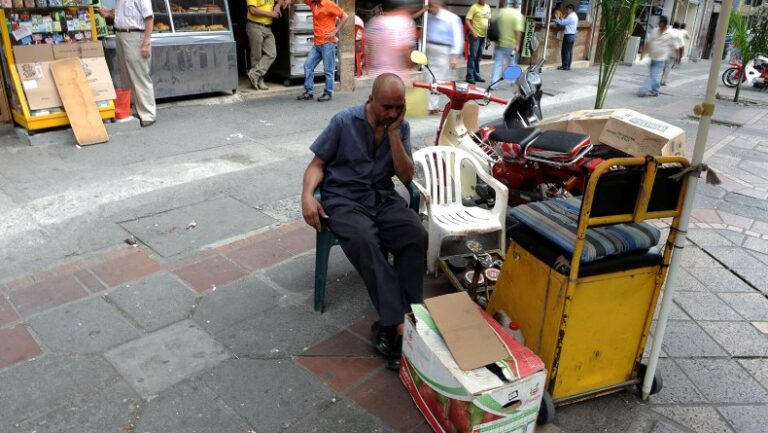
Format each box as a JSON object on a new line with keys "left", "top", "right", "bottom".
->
{"left": 660, "top": 22, "right": 685, "bottom": 86}
{"left": 639, "top": 15, "right": 683, "bottom": 97}
{"left": 365, "top": 0, "right": 417, "bottom": 81}
{"left": 465, "top": 0, "right": 491, "bottom": 83}
{"left": 425, "top": 0, "right": 463, "bottom": 113}
{"left": 99, "top": 0, "right": 156, "bottom": 127}
{"left": 301, "top": 73, "right": 427, "bottom": 370}
{"left": 553, "top": 4, "right": 578, "bottom": 70}
{"left": 489, "top": 0, "right": 524, "bottom": 89}
{"left": 246, "top": 0, "right": 289, "bottom": 90}
{"left": 297, "top": 0, "right": 348, "bottom": 102}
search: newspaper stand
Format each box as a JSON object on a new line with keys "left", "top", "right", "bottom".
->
{"left": 487, "top": 156, "right": 690, "bottom": 420}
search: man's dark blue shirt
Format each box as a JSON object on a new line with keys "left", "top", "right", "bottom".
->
{"left": 310, "top": 103, "right": 412, "bottom": 210}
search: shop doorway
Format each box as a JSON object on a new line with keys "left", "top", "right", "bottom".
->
{"left": 702, "top": 12, "right": 718, "bottom": 60}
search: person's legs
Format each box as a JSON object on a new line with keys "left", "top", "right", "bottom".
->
{"left": 120, "top": 32, "right": 156, "bottom": 122}
{"left": 327, "top": 203, "right": 405, "bottom": 327}
{"left": 320, "top": 42, "right": 336, "bottom": 96}
{"left": 375, "top": 197, "right": 427, "bottom": 319}
{"left": 255, "top": 27, "right": 277, "bottom": 78}
{"left": 563, "top": 34, "right": 574, "bottom": 69}
{"left": 491, "top": 46, "right": 512, "bottom": 87}
{"left": 302, "top": 45, "right": 323, "bottom": 96}
{"left": 474, "top": 37, "right": 486, "bottom": 80}
{"left": 466, "top": 35, "right": 481, "bottom": 82}
{"left": 426, "top": 43, "right": 451, "bottom": 110}
{"left": 246, "top": 23, "right": 264, "bottom": 87}
{"left": 650, "top": 59, "right": 664, "bottom": 94}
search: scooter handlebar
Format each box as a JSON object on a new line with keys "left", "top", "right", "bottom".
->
{"left": 488, "top": 94, "right": 509, "bottom": 105}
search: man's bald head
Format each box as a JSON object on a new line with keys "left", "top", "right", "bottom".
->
{"left": 367, "top": 73, "right": 406, "bottom": 127}
{"left": 371, "top": 73, "right": 406, "bottom": 100}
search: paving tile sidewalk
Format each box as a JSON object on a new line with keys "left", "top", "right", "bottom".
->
{"left": 2, "top": 64, "right": 768, "bottom": 433}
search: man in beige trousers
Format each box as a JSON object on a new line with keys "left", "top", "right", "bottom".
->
{"left": 247, "top": 0, "right": 289, "bottom": 90}
{"left": 100, "top": 0, "right": 157, "bottom": 127}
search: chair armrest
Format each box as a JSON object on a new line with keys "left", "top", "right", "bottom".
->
{"left": 411, "top": 179, "right": 432, "bottom": 212}
{"left": 475, "top": 163, "right": 509, "bottom": 215}
{"left": 405, "top": 182, "right": 421, "bottom": 212}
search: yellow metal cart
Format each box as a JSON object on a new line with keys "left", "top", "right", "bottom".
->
{"left": 487, "top": 156, "right": 690, "bottom": 421}
{"left": 0, "top": 7, "right": 115, "bottom": 131}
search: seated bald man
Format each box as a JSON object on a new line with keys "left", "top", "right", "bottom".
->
{"left": 301, "top": 73, "right": 427, "bottom": 370}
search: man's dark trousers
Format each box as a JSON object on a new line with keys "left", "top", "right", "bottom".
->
{"left": 326, "top": 196, "right": 427, "bottom": 327}
{"left": 466, "top": 35, "right": 486, "bottom": 81}
{"left": 561, "top": 33, "right": 575, "bottom": 69}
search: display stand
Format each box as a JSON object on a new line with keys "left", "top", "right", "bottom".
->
{"left": 102, "top": 0, "right": 238, "bottom": 99}
{"left": 0, "top": 7, "right": 115, "bottom": 131}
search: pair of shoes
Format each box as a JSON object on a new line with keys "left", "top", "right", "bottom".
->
{"left": 371, "top": 320, "right": 402, "bottom": 371}
{"left": 247, "top": 70, "right": 260, "bottom": 89}
{"left": 475, "top": 77, "right": 486, "bottom": 83}
{"left": 465, "top": 79, "right": 476, "bottom": 84}
{"left": 297, "top": 92, "right": 313, "bottom": 101}
{"left": 648, "top": 91, "right": 659, "bottom": 97}
{"left": 317, "top": 92, "right": 332, "bottom": 102}
{"left": 556, "top": 66, "right": 570, "bottom": 70}
{"left": 257, "top": 77, "right": 269, "bottom": 90}
{"left": 140, "top": 119, "right": 156, "bottom": 127}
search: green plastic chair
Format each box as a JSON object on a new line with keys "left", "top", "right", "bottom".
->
{"left": 313, "top": 184, "right": 421, "bottom": 313}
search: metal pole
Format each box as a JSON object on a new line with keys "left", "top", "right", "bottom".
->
{"left": 542, "top": 0, "right": 554, "bottom": 60}
{"left": 421, "top": 0, "right": 428, "bottom": 54}
{"left": 641, "top": 0, "right": 732, "bottom": 400}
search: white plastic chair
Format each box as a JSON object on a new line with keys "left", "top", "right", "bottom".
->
{"left": 412, "top": 146, "right": 509, "bottom": 275}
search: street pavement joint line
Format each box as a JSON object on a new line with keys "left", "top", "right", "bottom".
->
{"left": 102, "top": 292, "right": 150, "bottom": 334}
{"left": 684, "top": 237, "right": 764, "bottom": 295}
{"left": 704, "top": 135, "right": 736, "bottom": 160}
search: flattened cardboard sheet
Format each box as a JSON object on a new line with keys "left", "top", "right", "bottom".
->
{"left": 50, "top": 58, "right": 108, "bottom": 146}
{"left": 423, "top": 292, "right": 508, "bottom": 371}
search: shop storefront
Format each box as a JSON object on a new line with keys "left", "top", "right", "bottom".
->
{"left": 520, "top": 0, "right": 595, "bottom": 67}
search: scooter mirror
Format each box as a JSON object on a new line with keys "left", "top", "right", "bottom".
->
{"left": 503, "top": 65, "right": 522, "bottom": 81}
{"left": 410, "top": 51, "right": 429, "bottom": 66}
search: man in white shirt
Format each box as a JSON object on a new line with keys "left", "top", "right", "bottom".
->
{"left": 425, "top": 0, "right": 463, "bottom": 112}
{"left": 660, "top": 22, "right": 686, "bottom": 85}
{"left": 553, "top": 3, "right": 578, "bottom": 70}
{"left": 100, "top": 0, "right": 156, "bottom": 127}
{"left": 639, "top": 16, "right": 683, "bottom": 96}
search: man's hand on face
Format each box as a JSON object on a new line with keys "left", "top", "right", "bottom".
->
{"left": 387, "top": 105, "right": 406, "bottom": 134}
{"left": 301, "top": 195, "right": 328, "bottom": 232}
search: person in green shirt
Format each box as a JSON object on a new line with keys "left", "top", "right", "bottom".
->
{"left": 465, "top": 0, "right": 491, "bottom": 83}
{"left": 489, "top": 0, "right": 524, "bottom": 89}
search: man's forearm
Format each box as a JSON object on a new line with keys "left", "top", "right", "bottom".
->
{"left": 302, "top": 160, "right": 325, "bottom": 199}
{"left": 389, "top": 132, "right": 414, "bottom": 184}
{"left": 143, "top": 17, "right": 153, "bottom": 45}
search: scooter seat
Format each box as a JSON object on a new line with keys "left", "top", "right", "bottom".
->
{"left": 528, "top": 130, "right": 591, "bottom": 155}
{"left": 489, "top": 127, "right": 542, "bottom": 148}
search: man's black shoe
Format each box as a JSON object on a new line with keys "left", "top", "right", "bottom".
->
{"left": 371, "top": 321, "right": 402, "bottom": 370}
{"left": 475, "top": 77, "right": 486, "bottom": 83}
{"left": 140, "top": 119, "right": 156, "bottom": 128}
{"left": 317, "top": 92, "right": 332, "bottom": 102}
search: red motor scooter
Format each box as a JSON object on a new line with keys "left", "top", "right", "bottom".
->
{"left": 411, "top": 52, "right": 627, "bottom": 205}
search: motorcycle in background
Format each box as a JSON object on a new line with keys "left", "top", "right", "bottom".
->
{"left": 721, "top": 55, "right": 768, "bottom": 88}
{"left": 410, "top": 51, "right": 627, "bottom": 205}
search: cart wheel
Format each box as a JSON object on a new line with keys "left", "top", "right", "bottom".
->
{"left": 537, "top": 391, "right": 555, "bottom": 425}
{"left": 636, "top": 363, "right": 664, "bottom": 395}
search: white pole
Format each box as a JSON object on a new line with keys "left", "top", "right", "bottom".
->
{"left": 641, "top": 0, "right": 732, "bottom": 400}
{"left": 542, "top": 0, "right": 554, "bottom": 60}
{"left": 421, "top": 0, "right": 428, "bottom": 54}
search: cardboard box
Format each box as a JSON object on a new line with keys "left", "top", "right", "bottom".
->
{"left": 13, "top": 45, "right": 60, "bottom": 111}
{"left": 14, "top": 42, "right": 115, "bottom": 111}
{"left": 400, "top": 294, "right": 547, "bottom": 433}
{"left": 536, "top": 109, "right": 686, "bottom": 157}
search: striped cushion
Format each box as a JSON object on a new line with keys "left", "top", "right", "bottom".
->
{"left": 508, "top": 198, "right": 660, "bottom": 263}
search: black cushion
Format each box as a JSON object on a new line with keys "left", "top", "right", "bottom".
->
{"left": 489, "top": 127, "right": 542, "bottom": 148}
{"left": 529, "top": 130, "right": 591, "bottom": 154}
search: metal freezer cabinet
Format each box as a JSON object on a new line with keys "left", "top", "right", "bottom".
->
{"left": 104, "top": 0, "right": 238, "bottom": 98}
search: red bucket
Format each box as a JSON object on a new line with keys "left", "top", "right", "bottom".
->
{"left": 114, "top": 88, "right": 131, "bottom": 120}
